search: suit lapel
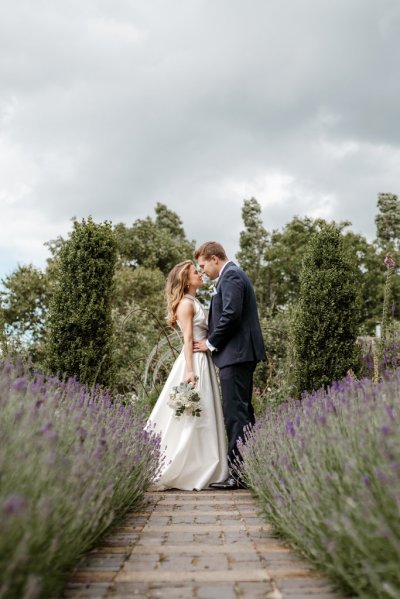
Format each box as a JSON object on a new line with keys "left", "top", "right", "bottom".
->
{"left": 209, "top": 262, "right": 234, "bottom": 325}
{"left": 215, "top": 261, "right": 234, "bottom": 289}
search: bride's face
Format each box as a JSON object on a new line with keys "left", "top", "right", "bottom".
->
{"left": 187, "top": 264, "right": 204, "bottom": 289}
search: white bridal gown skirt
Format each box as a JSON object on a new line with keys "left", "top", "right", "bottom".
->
{"left": 146, "top": 348, "right": 228, "bottom": 491}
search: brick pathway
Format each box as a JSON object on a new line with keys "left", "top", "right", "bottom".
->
{"left": 57, "top": 490, "right": 345, "bottom": 599}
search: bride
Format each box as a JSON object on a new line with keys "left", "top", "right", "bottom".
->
{"left": 146, "top": 260, "right": 228, "bottom": 491}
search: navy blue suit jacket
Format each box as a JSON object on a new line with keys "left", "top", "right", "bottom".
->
{"left": 208, "top": 262, "right": 266, "bottom": 368}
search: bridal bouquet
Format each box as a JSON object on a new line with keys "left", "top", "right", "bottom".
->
{"left": 167, "top": 379, "right": 202, "bottom": 418}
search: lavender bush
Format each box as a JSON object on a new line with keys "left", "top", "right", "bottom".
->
{"left": 238, "top": 372, "right": 400, "bottom": 598}
{"left": 0, "top": 360, "right": 162, "bottom": 599}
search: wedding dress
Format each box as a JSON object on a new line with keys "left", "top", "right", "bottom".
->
{"left": 146, "top": 295, "right": 228, "bottom": 490}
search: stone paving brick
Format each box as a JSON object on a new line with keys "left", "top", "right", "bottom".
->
{"left": 107, "top": 582, "right": 150, "bottom": 596}
{"left": 119, "top": 555, "right": 159, "bottom": 572}
{"left": 89, "top": 547, "right": 131, "bottom": 555}
{"left": 236, "top": 581, "right": 276, "bottom": 597}
{"left": 218, "top": 516, "right": 242, "bottom": 524}
{"left": 72, "top": 572, "right": 116, "bottom": 583}
{"left": 150, "top": 586, "right": 195, "bottom": 599}
{"left": 189, "top": 554, "right": 230, "bottom": 571}
{"left": 196, "top": 584, "right": 237, "bottom": 599}
{"left": 275, "top": 578, "right": 347, "bottom": 598}
{"left": 100, "top": 534, "right": 141, "bottom": 546}
{"left": 155, "top": 555, "right": 199, "bottom": 572}
{"left": 75, "top": 555, "right": 126, "bottom": 571}
{"left": 192, "top": 532, "right": 225, "bottom": 545}
{"left": 162, "top": 531, "right": 195, "bottom": 544}
{"left": 137, "top": 530, "right": 168, "bottom": 544}
{"left": 58, "top": 582, "right": 112, "bottom": 598}
{"left": 228, "top": 551, "right": 261, "bottom": 564}
{"left": 194, "top": 515, "right": 221, "bottom": 524}
{"left": 223, "top": 530, "right": 251, "bottom": 542}
{"left": 171, "top": 515, "right": 196, "bottom": 524}
{"left": 255, "top": 539, "right": 291, "bottom": 551}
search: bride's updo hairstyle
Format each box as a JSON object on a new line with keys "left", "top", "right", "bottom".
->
{"left": 166, "top": 260, "right": 193, "bottom": 327}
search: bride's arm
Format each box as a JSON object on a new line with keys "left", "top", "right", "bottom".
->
{"left": 176, "top": 299, "right": 196, "bottom": 385}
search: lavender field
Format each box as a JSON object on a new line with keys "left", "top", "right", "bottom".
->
{"left": 0, "top": 360, "right": 162, "bottom": 599}
{"left": 239, "top": 372, "right": 400, "bottom": 599}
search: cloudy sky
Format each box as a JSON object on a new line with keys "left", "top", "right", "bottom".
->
{"left": 1, "top": 0, "right": 399, "bottom": 281}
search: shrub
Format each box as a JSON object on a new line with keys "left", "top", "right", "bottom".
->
{"left": 238, "top": 372, "right": 400, "bottom": 598}
{"left": 252, "top": 308, "right": 298, "bottom": 413}
{"left": 377, "top": 254, "right": 400, "bottom": 378}
{"left": 0, "top": 359, "right": 162, "bottom": 599}
{"left": 292, "top": 224, "right": 361, "bottom": 395}
{"left": 46, "top": 218, "right": 117, "bottom": 387}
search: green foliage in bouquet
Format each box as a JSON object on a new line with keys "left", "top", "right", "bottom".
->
{"left": 292, "top": 224, "right": 361, "bottom": 395}
{"left": 167, "top": 379, "right": 202, "bottom": 418}
{"left": 46, "top": 218, "right": 117, "bottom": 387}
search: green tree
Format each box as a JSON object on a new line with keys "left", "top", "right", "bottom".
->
{"left": 264, "top": 217, "right": 326, "bottom": 310}
{"left": 374, "top": 192, "right": 400, "bottom": 323}
{"left": 237, "top": 210, "right": 380, "bottom": 330}
{"left": 292, "top": 224, "right": 361, "bottom": 395}
{"left": 0, "top": 265, "right": 49, "bottom": 359}
{"left": 375, "top": 192, "right": 400, "bottom": 253}
{"left": 342, "top": 231, "right": 383, "bottom": 333}
{"left": 46, "top": 218, "right": 117, "bottom": 387}
{"left": 111, "top": 265, "right": 167, "bottom": 393}
{"left": 236, "top": 198, "right": 268, "bottom": 307}
{"left": 114, "top": 203, "right": 194, "bottom": 274}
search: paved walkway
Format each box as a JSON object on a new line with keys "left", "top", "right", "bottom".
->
{"left": 57, "top": 490, "right": 345, "bottom": 599}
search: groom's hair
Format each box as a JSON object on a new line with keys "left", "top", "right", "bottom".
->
{"left": 194, "top": 241, "right": 227, "bottom": 261}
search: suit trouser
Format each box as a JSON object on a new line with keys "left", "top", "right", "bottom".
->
{"left": 218, "top": 361, "right": 257, "bottom": 466}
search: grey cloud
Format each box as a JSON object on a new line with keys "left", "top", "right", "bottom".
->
{"left": 1, "top": 0, "right": 399, "bottom": 276}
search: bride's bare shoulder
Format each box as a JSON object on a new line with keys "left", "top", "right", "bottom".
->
{"left": 176, "top": 297, "right": 195, "bottom": 320}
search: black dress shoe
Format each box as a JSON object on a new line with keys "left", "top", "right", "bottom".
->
{"left": 209, "top": 476, "right": 239, "bottom": 490}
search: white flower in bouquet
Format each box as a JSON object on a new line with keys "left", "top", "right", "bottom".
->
{"left": 167, "top": 377, "right": 202, "bottom": 418}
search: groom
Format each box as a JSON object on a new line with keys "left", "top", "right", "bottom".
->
{"left": 193, "top": 241, "right": 266, "bottom": 489}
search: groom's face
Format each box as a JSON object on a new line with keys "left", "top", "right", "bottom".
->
{"left": 197, "top": 255, "right": 220, "bottom": 280}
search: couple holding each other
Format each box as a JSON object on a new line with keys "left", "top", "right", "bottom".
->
{"left": 147, "top": 241, "right": 266, "bottom": 491}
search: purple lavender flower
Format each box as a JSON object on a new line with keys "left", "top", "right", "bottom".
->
{"left": 77, "top": 426, "right": 87, "bottom": 442}
{"left": 12, "top": 376, "right": 28, "bottom": 392}
{"left": 385, "top": 405, "right": 395, "bottom": 421}
{"left": 2, "top": 494, "right": 28, "bottom": 516}
{"left": 1, "top": 357, "right": 162, "bottom": 598}
{"left": 46, "top": 430, "right": 59, "bottom": 441}
{"left": 38, "top": 421, "right": 53, "bottom": 434}
{"left": 384, "top": 253, "right": 395, "bottom": 269}
{"left": 285, "top": 420, "right": 295, "bottom": 437}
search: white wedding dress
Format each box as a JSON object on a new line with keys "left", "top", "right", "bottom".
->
{"left": 146, "top": 295, "right": 228, "bottom": 491}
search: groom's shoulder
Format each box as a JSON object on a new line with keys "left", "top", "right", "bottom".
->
{"left": 223, "top": 263, "right": 252, "bottom": 287}
{"left": 223, "top": 262, "right": 241, "bottom": 279}
{"left": 225, "top": 263, "right": 249, "bottom": 280}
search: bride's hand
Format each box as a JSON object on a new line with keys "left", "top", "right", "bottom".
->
{"left": 184, "top": 371, "right": 197, "bottom": 385}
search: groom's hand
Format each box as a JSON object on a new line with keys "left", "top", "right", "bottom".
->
{"left": 193, "top": 340, "right": 208, "bottom": 353}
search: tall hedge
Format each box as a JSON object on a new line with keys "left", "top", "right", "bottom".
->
{"left": 292, "top": 224, "right": 361, "bottom": 395}
{"left": 46, "top": 218, "right": 117, "bottom": 387}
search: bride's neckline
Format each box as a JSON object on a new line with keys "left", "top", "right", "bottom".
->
{"left": 184, "top": 293, "right": 197, "bottom": 300}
